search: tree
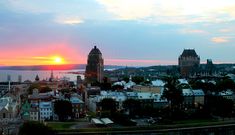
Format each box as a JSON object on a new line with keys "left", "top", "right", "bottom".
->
{"left": 100, "top": 98, "right": 117, "bottom": 115}
{"left": 190, "top": 80, "right": 203, "bottom": 89}
{"left": 205, "top": 96, "right": 233, "bottom": 118}
{"left": 216, "top": 78, "right": 235, "bottom": 92}
{"left": 100, "top": 77, "right": 112, "bottom": 90}
{"left": 132, "top": 76, "right": 145, "bottom": 84}
{"left": 40, "top": 86, "right": 52, "bottom": 93}
{"left": 54, "top": 100, "right": 72, "bottom": 121}
{"left": 112, "top": 84, "right": 124, "bottom": 90}
{"left": 27, "top": 83, "right": 40, "bottom": 94}
{"left": 162, "top": 77, "right": 183, "bottom": 109}
{"left": 144, "top": 79, "right": 152, "bottom": 85}
{"left": 27, "top": 84, "right": 53, "bottom": 94}
{"left": 123, "top": 99, "right": 141, "bottom": 117}
{"left": 190, "top": 81, "right": 216, "bottom": 93}
{"left": 19, "top": 121, "right": 55, "bottom": 135}
{"left": 60, "top": 89, "right": 70, "bottom": 94}
{"left": 123, "top": 76, "right": 129, "bottom": 83}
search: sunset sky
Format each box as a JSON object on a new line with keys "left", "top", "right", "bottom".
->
{"left": 1, "top": 0, "right": 235, "bottom": 66}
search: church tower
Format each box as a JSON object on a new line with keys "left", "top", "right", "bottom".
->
{"left": 85, "top": 46, "right": 104, "bottom": 84}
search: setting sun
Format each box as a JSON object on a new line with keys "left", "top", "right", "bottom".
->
{"left": 54, "top": 57, "right": 62, "bottom": 63}
{"left": 52, "top": 56, "right": 65, "bottom": 64}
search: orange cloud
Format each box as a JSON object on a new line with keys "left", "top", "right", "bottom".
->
{"left": 211, "top": 37, "right": 230, "bottom": 43}
{"left": 219, "top": 29, "right": 232, "bottom": 33}
{"left": 55, "top": 15, "right": 84, "bottom": 25}
{"left": 0, "top": 42, "right": 85, "bottom": 66}
{"left": 180, "top": 29, "right": 208, "bottom": 34}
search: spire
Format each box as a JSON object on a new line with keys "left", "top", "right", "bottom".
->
{"left": 50, "top": 70, "right": 54, "bottom": 82}
{"left": 35, "top": 75, "right": 40, "bottom": 81}
{"left": 129, "top": 75, "right": 132, "bottom": 81}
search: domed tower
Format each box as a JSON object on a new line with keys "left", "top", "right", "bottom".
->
{"left": 85, "top": 46, "right": 104, "bottom": 84}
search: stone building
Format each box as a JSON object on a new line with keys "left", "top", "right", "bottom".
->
{"left": 85, "top": 46, "right": 104, "bottom": 84}
{"left": 206, "top": 59, "right": 214, "bottom": 75}
{"left": 0, "top": 97, "right": 18, "bottom": 121}
{"left": 178, "top": 49, "right": 200, "bottom": 77}
{"left": 192, "top": 89, "right": 205, "bottom": 106}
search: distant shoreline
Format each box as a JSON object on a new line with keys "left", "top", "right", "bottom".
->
{"left": 0, "top": 64, "right": 124, "bottom": 71}
{"left": 0, "top": 63, "right": 234, "bottom": 71}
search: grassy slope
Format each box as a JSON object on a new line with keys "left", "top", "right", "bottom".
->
{"left": 47, "top": 119, "right": 235, "bottom": 133}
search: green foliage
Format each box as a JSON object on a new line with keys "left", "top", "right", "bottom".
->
{"left": 27, "top": 83, "right": 40, "bottom": 94}
{"left": 123, "top": 76, "right": 129, "bottom": 83}
{"left": 112, "top": 112, "right": 137, "bottom": 126}
{"left": 60, "top": 89, "right": 70, "bottom": 94}
{"left": 100, "top": 77, "right": 112, "bottom": 90}
{"left": 144, "top": 79, "right": 152, "bottom": 85}
{"left": 100, "top": 98, "right": 117, "bottom": 113}
{"left": 123, "top": 99, "right": 141, "bottom": 117}
{"left": 47, "top": 122, "right": 77, "bottom": 130}
{"left": 205, "top": 95, "right": 234, "bottom": 117}
{"left": 54, "top": 100, "right": 72, "bottom": 121}
{"left": 19, "top": 121, "right": 55, "bottom": 135}
{"left": 190, "top": 81, "right": 216, "bottom": 92}
{"left": 27, "top": 84, "right": 53, "bottom": 94}
{"left": 40, "top": 86, "right": 52, "bottom": 93}
{"left": 162, "top": 76, "right": 183, "bottom": 108}
{"left": 132, "top": 76, "right": 145, "bottom": 84}
{"left": 216, "top": 78, "right": 235, "bottom": 91}
{"left": 71, "top": 88, "right": 77, "bottom": 93}
{"left": 190, "top": 107, "right": 212, "bottom": 119}
{"left": 112, "top": 84, "right": 124, "bottom": 90}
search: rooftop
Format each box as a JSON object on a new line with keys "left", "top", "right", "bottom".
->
{"left": 39, "top": 102, "right": 52, "bottom": 108}
{"left": 182, "top": 89, "right": 193, "bottom": 96}
{"left": 192, "top": 89, "right": 205, "bottom": 96}
{"left": 152, "top": 79, "right": 165, "bottom": 87}
{"left": 89, "top": 46, "right": 102, "bottom": 55}
{"left": 219, "top": 90, "right": 233, "bottom": 96}
{"left": 178, "top": 79, "right": 189, "bottom": 84}
{"left": 180, "top": 49, "right": 199, "bottom": 57}
{"left": 70, "top": 97, "right": 84, "bottom": 104}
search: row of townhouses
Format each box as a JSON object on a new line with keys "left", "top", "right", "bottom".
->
{"left": 21, "top": 88, "right": 84, "bottom": 121}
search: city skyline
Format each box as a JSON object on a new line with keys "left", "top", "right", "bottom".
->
{"left": 1, "top": 0, "right": 235, "bottom": 66}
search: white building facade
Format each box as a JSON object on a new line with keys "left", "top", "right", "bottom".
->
{"left": 39, "top": 102, "right": 53, "bottom": 121}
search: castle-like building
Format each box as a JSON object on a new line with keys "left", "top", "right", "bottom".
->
{"left": 85, "top": 46, "right": 104, "bottom": 84}
{"left": 178, "top": 49, "right": 200, "bottom": 77}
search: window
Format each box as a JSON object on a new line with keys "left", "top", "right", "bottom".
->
{"left": 3, "top": 113, "right": 6, "bottom": 118}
